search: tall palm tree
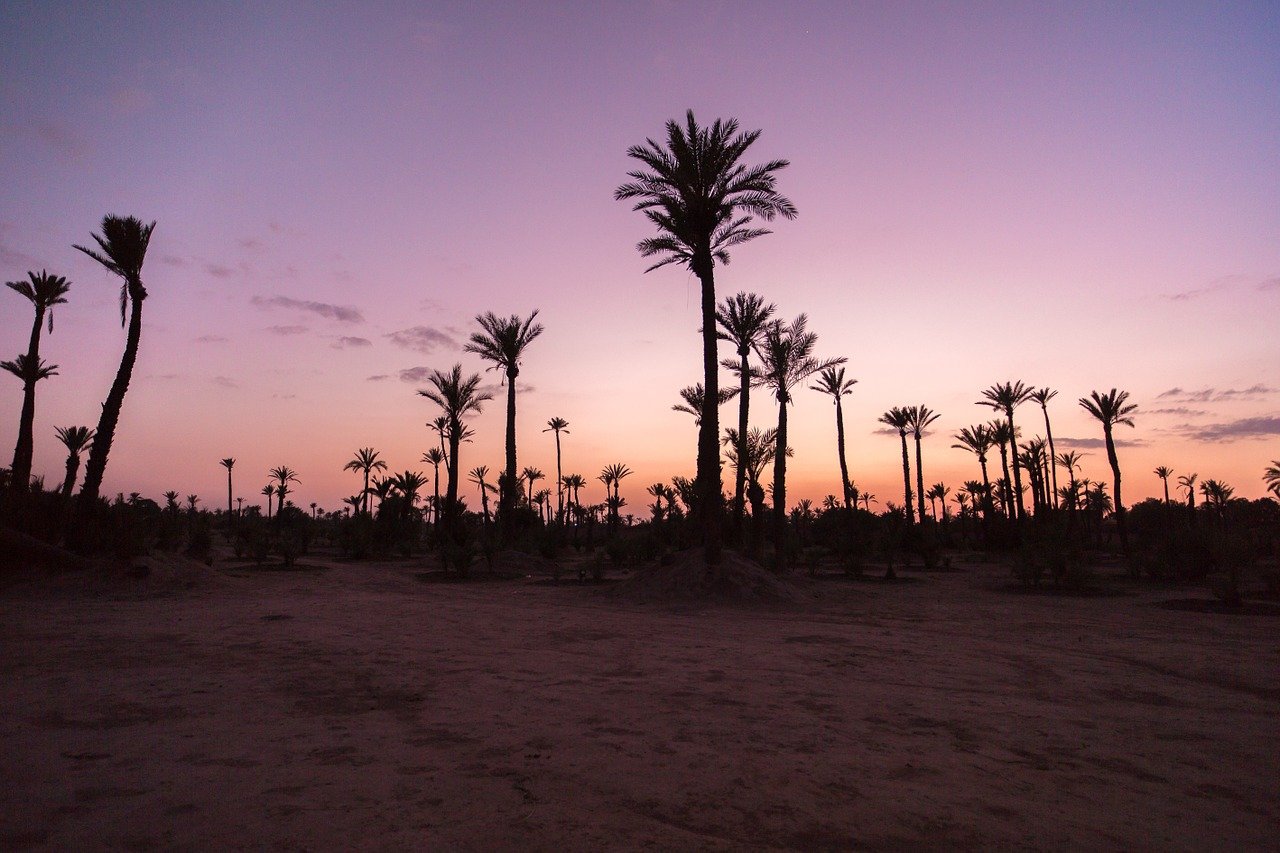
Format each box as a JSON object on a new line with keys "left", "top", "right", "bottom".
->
{"left": 810, "top": 366, "right": 857, "bottom": 508}
{"left": 54, "top": 426, "right": 94, "bottom": 499}
{"left": 1079, "top": 389, "right": 1137, "bottom": 552}
{"left": 978, "top": 381, "right": 1034, "bottom": 521}
{"left": 220, "top": 458, "right": 236, "bottom": 518}
{"left": 952, "top": 424, "right": 995, "bottom": 519}
{"left": 469, "top": 466, "right": 494, "bottom": 526}
{"left": 905, "top": 405, "right": 941, "bottom": 524}
{"left": 418, "top": 365, "right": 492, "bottom": 536}
{"left": 2, "top": 355, "right": 59, "bottom": 491}
{"left": 261, "top": 484, "right": 275, "bottom": 519}
{"left": 878, "top": 407, "right": 915, "bottom": 524}
{"left": 616, "top": 111, "right": 796, "bottom": 565}
{"left": 463, "top": 310, "right": 544, "bottom": 518}
{"left": 422, "top": 447, "right": 446, "bottom": 529}
{"left": 522, "top": 466, "right": 545, "bottom": 506}
{"left": 672, "top": 383, "right": 738, "bottom": 425}
{"left": 6, "top": 270, "right": 71, "bottom": 494}
{"left": 543, "top": 417, "right": 570, "bottom": 522}
{"left": 1153, "top": 466, "right": 1173, "bottom": 504}
{"left": 1029, "top": 387, "right": 1060, "bottom": 508}
{"left": 72, "top": 215, "right": 155, "bottom": 520}
{"left": 1178, "top": 473, "right": 1198, "bottom": 510}
{"left": 1265, "top": 461, "right": 1280, "bottom": 501}
{"left": 755, "top": 315, "right": 844, "bottom": 569}
{"left": 716, "top": 292, "right": 776, "bottom": 525}
{"left": 343, "top": 448, "right": 387, "bottom": 516}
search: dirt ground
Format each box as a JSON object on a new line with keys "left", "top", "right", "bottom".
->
{"left": 1, "top": 552, "right": 1276, "bottom": 851}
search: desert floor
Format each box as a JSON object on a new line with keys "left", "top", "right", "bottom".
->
{"left": 1, "top": 552, "right": 1276, "bottom": 851}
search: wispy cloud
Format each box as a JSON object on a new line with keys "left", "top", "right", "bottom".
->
{"left": 1162, "top": 275, "right": 1245, "bottom": 302}
{"left": 332, "top": 336, "right": 372, "bottom": 349}
{"left": 1176, "top": 416, "right": 1280, "bottom": 443}
{"left": 195, "top": 334, "right": 228, "bottom": 343}
{"left": 398, "top": 366, "right": 435, "bottom": 384}
{"left": 1156, "top": 385, "right": 1276, "bottom": 404}
{"left": 367, "top": 374, "right": 391, "bottom": 382}
{"left": 211, "top": 376, "right": 237, "bottom": 389}
{"left": 479, "top": 382, "right": 534, "bottom": 398}
{"left": 205, "top": 262, "right": 237, "bottom": 279}
{"left": 268, "top": 324, "right": 309, "bottom": 336}
{"left": 1055, "top": 436, "right": 1149, "bottom": 449}
{"left": 386, "top": 325, "right": 457, "bottom": 353}
{"left": 1259, "top": 277, "right": 1280, "bottom": 292}
{"left": 1146, "top": 406, "right": 1207, "bottom": 417}
{"left": 0, "top": 223, "right": 41, "bottom": 269}
{"left": 251, "top": 294, "right": 363, "bottom": 324}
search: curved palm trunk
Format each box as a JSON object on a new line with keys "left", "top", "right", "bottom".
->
{"left": 898, "top": 431, "right": 914, "bottom": 524}
{"left": 734, "top": 344, "right": 751, "bottom": 528}
{"left": 61, "top": 453, "right": 81, "bottom": 499}
{"left": 695, "top": 259, "right": 722, "bottom": 567}
{"left": 914, "top": 435, "right": 926, "bottom": 524}
{"left": 1041, "top": 405, "right": 1059, "bottom": 509}
{"left": 9, "top": 304, "right": 47, "bottom": 494}
{"left": 1007, "top": 411, "right": 1026, "bottom": 521}
{"left": 76, "top": 286, "right": 144, "bottom": 518}
{"left": 772, "top": 396, "right": 789, "bottom": 571}
{"left": 1104, "top": 426, "right": 1128, "bottom": 553}
{"left": 978, "top": 455, "right": 994, "bottom": 520}
{"left": 834, "top": 397, "right": 851, "bottom": 509}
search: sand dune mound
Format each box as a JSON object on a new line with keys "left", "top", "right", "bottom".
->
{"left": 611, "top": 547, "right": 807, "bottom": 604}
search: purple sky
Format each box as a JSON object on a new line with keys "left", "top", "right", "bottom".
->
{"left": 2, "top": 1, "right": 1278, "bottom": 514}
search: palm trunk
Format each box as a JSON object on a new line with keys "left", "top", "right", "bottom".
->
{"left": 227, "top": 470, "right": 234, "bottom": 519}
{"left": 914, "top": 435, "right": 926, "bottom": 524}
{"left": 1162, "top": 479, "right": 1169, "bottom": 504}
{"left": 76, "top": 285, "right": 144, "bottom": 518}
{"left": 978, "top": 455, "right": 994, "bottom": 520}
{"left": 554, "top": 433, "right": 563, "bottom": 523}
{"left": 61, "top": 454, "right": 80, "bottom": 499}
{"left": 695, "top": 258, "right": 722, "bottom": 567}
{"left": 898, "top": 431, "right": 914, "bottom": 524}
{"left": 446, "top": 421, "right": 461, "bottom": 531}
{"left": 835, "top": 398, "right": 851, "bottom": 509}
{"left": 1042, "top": 405, "right": 1059, "bottom": 509}
{"left": 772, "top": 395, "right": 789, "bottom": 570}
{"left": 1007, "top": 411, "right": 1025, "bottom": 521}
{"left": 8, "top": 305, "right": 47, "bottom": 493}
{"left": 503, "top": 366, "right": 518, "bottom": 518}
{"left": 734, "top": 344, "right": 751, "bottom": 527}
{"left": 1105, "top": 426, "right": 1128, "bottom": 553}
{"left": 996, "top": 441, "right": 1012, "bottom": 520}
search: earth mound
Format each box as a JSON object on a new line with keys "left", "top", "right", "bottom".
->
{"left": 610, "top": 547, "right": 807, "bottom": 604}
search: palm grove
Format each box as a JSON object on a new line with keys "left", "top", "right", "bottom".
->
{"left": 3, "top": 113, "right": 1279, "bottom": 598}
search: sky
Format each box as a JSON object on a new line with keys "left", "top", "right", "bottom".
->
{"left": 2, "top": 1, "right": 1278, "bottom": 516}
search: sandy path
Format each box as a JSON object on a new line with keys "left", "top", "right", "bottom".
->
{"left": 1, "top": 558, "right": 1276, "bottom": 850}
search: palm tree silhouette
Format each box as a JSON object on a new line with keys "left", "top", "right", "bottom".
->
{"left": 979, "top": 382, "right": 1034, "bottom": 521}
{"left": 220, "top": 458, "right": 236, "bottom": 519}
{"left": 343, "top": 448, "right": 387, "bottom": 516}
{"left": 464, "top": 311, "right": 544, "bottom": 518}
{"left": 261, "top": 484, "right": 275, "bottom": 519}
{"left": 418, "top": 365, "right": 492, "bottom": 536}
{"left": 2, "top": 355, "right": 59, "bottom": 491}
{"left": 672, "top": 383, "right": 739, "bottom": 425}
{"left": 716, "top": 292, "right": 776, "bottom": 525}
{"left": 163, "top": 491, "right": 180, "bottom": 515}
{"left": 599, "top": 463, "right": 632, "bottom": 527}
{"left": 428, "top": 415, "right": 449, "bottom": 464}
{"left": 617, "top": 111, "right": 795, "bottom": 565}
{"left": 1079, "top": 389, "right": 1137, "bottom": 552}
{"left": 905, "top": 405, "right": 941, "bottom": 524}
{"left": 1178, "top": 473, "right": 1198, "bottom": 510}
{"left": 1265, "top": 461, "right": 1280, "bottom": 500}
{"left": 562, "top": 473, "right": 585, "bottom": 521}
{"left": 54, "top": 426, "right": 94, "bottom": 499}
{"left": 543, "top": 417, "right": 570, "bottom": 522}
{"left": 468, "top": 466, "right": 493, "bottom": 527}
{"left": 952, "top": 424, "right": 996, "bottom": 520}
{"left": 72, "top": 215, "right": 155, "bottom": 520}
{"left": 878, "top": 407, "right": 915, "bottom": 524}
{"left": 1200, "top": 478, "right": 1234, "bottom": 513}
{"left": 987, "top": 419, "right": 1017, "bottom": 520}
{"left": 6, "top": 271, "right": 71, "bottom": 494}
{"left": 1153, "top": 466, "right": 1173, "bottom": 504}
{"left": 810, "top": 366, "right": 857, "bottom": 509}
{"left": 269, "top": 466, "right": 299, "bottom": 518}
{"left": 522, "top": 466, "right": 545, "bottom": 506}
{"left": 422, "top": 448, "right": 445, "bottom": 529}
{"left": 755, "top": 315, "right": 844, "bottom": 569}
{"left": 1029, "top": 388, "right": 1060, "bottom": 508}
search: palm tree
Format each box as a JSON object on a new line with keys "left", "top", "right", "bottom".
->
{"left": 716, "top": 292, "right": 776, "bottom": 525}
{"left": 1079, "top": 389, "right": 1137, "bottom": 552}
{"left": 468, "top": 466, "right": 494, "bottom": 526}
{"left": 672, "top": 383, "right": 738, "bottom": 425}
{"left": 599, "top": 463, "right": 632, "bottom": 527}
{"left": 617, "top": 111, "right": 796, "bottom": 565}
{"left": 54, "top": 426, "right": 94, "bottom": 499}
{"left": 1029, "top": 387, "right": 1060, "bottom": 508}
{"left": 978, "top": 382, "right": 1034, "bottom": 521}
{"left": 269, "top": 466, "right": 299, "bottom": 518}
{"left": 2, "top": 354, "right": 59, "bottom": 490}
{"left": 261, "top": 484, "right": 275, "bottom": 519}
{"left": 185, "top": 494, "right": 199, "bottom": 514}
{"left": 1200, "top": 479, "right": 1234, "bottom": 514}
{"left": 1178, "top": 473, "right": 1199, "bottom": 510}
{"left": 464, "top": 310, "right": 544, "bottom": 518}
{"left": 342, "top": 495, "right": 363, "bottom": 516}
{"left": 1265, "top": 461, "right": 1280, "bottom": 500}
{"left": 389, "top": 471, "right": 428, "bottom": 521}
{"left": 987, "top": 419, "right": 1017, "bottom": 520}
{"left": 6, "top": 270, "right": 71, "bottom": 494}
{"left": 927, "top": 483, "right": 951, "bottom": 521}
{"left": 878, "top": 407, "right": 915, "bottom": 524}
{"left": 72, "top": 215, "right": 155, "bottom": 521}
{"left": 755, "top": 315, "right": 844, "bottom": 569}
{"left": 343, "top": 448, "right": 387, "bottom": 516}
{"left": 647, "top": 482, "right": 668, "bottom": 523}
{"left": 220, "top": 458, "right": 236, "bottom": 519}
{"left": 543, "top": 417, "right": 570, "bottom": 522}
{"left": 428, "top": 415, "right": 449, "bottom": 464}
{"left": 422, "top": 447, "right": 445, "bottom": 528}
{"left": 522, "top": 466, "right": 545, "bottom": 506}
{"left": 418, "top": 365, "right": 493, "bottom": 537}
{"left": 952, "top": 424, "right": 995, "bottom": 520}
{"left": 1153, "top": 466, "right": 1173, "bottom": 504}
{"left": 810, "top": 366, "right": 857, "bottom": 509}
{"left": 562, "top": 473, "right": 585, "bottom": 521}
{"left": 905, "top": 405, "right": 941, "bottom": 524}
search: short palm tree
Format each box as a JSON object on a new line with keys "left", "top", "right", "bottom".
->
{"left": 418, "top": 365, "right": 492, "bottom": 536}
{"left": 1029, "top": 387, "right": 1060, "bottom": 508}
{"left": 599, "top": 463, "right": 632, "bottom": 526}
{"left": 978, "top": 381, "right": 1034, "bottom": 521}
{"left": 952, "top": 424, "right": 995, "bottom": 519}
{"left": 1153, "top": 466, "right": 1173, "bottom": 504}
{"left": 1200, "top": 478, "right": 1234, "bottom": 512}
{"left": 220, "top": 458, "right": 236, "bottom": 518}
{"left": 2, "top": 355, "right": 59, "bottom": 489}
{"left": 716, "top": 292, "right": 776, "bottom": 524}
{"left": 54, "top": 426, "right": 94, "bottom": 499}
{"left": 810, "top": 366, "right": 857, "bottom": 508}
{"left": 261, "top": 484, "right": 275, "bottom": 519}
{"left": 562, "top": 473, "right": 586, "bottom": 519}
{"left": 72, "top": 215, "right": 155, "bottom": 520}
{"left": 1178, "top": 472, "right": 1199, "bottom": 510}
{"left": 464, "top": 310, "right": 544, "bottom": 517}
{"left": 522, "top": 466, "right": 545, "bottom": 506}
{"left": 905, "top": 405, "right": 941, "bottom": 524}
{"left": 878, "top": 407, "right": 915, "bottom": 524}
{"left": 617, "top": 111, "right": 796, "bottom": 566}
{"left": 6, "top": 270, "right": 71, "bottom": 494}
{"left": 672, "top": 383, "right": 739, "bottom": 425}
{"left": 389, "top": 470, "right": 428, "bottom": 521}
{"left": 269, "top": 466, "right": 299, "bottom": 517}
{"left": 1079, "top": 389, "right": 1137, "bottom": 551}
{"left": 755, "top": 315, "right": 844, "bottom": 569}
{"left": 343, "top": 447, "right": 387, "bottom": 516}
{"left": 422, "top": 447, "right": 446, "bottom": 528}
{"left": 543, "top": 417, "right": 570, "bottom": 522}
{"left": 469, "top": 465, "right": 494, "bottom": 526}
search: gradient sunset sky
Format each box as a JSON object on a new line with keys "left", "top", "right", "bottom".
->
{"left": 2, "top": 1, "right": 1277, "bottom": 515}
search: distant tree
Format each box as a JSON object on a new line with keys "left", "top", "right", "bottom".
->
{"left": 186, "top": 494, "right": 199, "bottom": 514}
{"left": 672, "top": 382, "right": 738, "bottom": 425}
{"left": 617, "top": 111, "right": 796, "bottom": 566}
{"left": 1079, "top": 389, "right": 1137, "bottom": 552}
{"left": 469, "top": 465, "right": 494, "bottom": 527}
{"left": 164, "top": 490, "right": 180, "bottom": 515}
{"left": 952, "top": 424, "right": 996, "bottom": 519}
{"left": 72, "top": 215, "right": 156, "bottom": 523}
{"left": 905, "top": 405, "right": 941, "bottom": 524}
{"left": 522, "top": 466, "right": 545, "bottom": 506}
{"left": 599, "top": 463, "right": 632, "bottom": 527}
{"left": 343, "top": 448, "right": 386, "bottom": 516}
{"left": 418, "top": 365, "right": 492, "bottom": 538}
{"left": 1029, "top": 387, "right": 1060, "bottom": 508}
{"left": 878, "top": 407, "right": 915, "bottom": 524}
{"left": 988, "top": 419, "right": 1017, "bottom": 519}
{"left": 269, "top": 466, "right": 299, "bottom": 518}
{"left": 5, "top": 270, "right": 71, "bottom": 494}
{"left": 562, "top": 473, "right": 585, "bottom": 519}
{"left": 810, "top": 366, "right": 857, "bottom": 509}
{"left": 54, "top": 426, "right": 94, "bottom": 499}
{"left": 1153, "top": 466, "right": 1173, "bottom": 504}
{"left": 422, "top": 447, "right": 445, "bottom": 528}
{"left": 220, "top": 457, "right": 236, "bottom": 518}
{"left": 978, "top": 381, "right": 1035, "bottom": 521}
{"left": 1178, "top": 472, "right": 1198, "bottom": 510}
{"left": 716, "top": 292, "right": 776, "bottom": 525}
{"left": 543, "top": 417, "right": 570, "bottom": 522}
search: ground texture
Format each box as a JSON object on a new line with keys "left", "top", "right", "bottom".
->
{"left": 1, "top": 554, "right": 1276, "bottom": 850}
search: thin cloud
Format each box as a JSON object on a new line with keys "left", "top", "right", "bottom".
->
{"left": 195, "top": 334, "right": 228, "bottom": 343}
{"left": 1180, "top": 416, "right": 1280, "bottom": 443}
{"left": 159, "top": 254, "right": 186, "bottom": 267}
{"left": 1146, "top": 406, "right": 1207, "bottom": 417}
{"left": 386, "top": 326, "right": 457, "bottom": 354}
{"left": 332, "top": 336, "right": 372, "bottom": 349}
{"left": 268, "top": 325, "right": 309, "bottom": 336}
{"left": 479, "top": 381, "right": 534, "bottom": 398}
{"left": 398, "top": 366, "right": 435, "bottom": 384}
{"left": 367, "top": 374, "right": 391, "bottom": 382}
{"left": 239, "top": 237, "right": 264, "bottom": 251}
{"left": 211, "top": 376, "right": 237, "bottom": 389}
{"left": 1162, "top": 275, "right": 1244, "bottom": 302}
{"left": 1156, "top": 385, "right": 1275, "bottom": 404}
{"left": 1259, "top": 277, "right": 1280, "bottom": 292}
{"left": 251, "top": 294, "right": 364, "bottom": 324}
{"left": 1055, "top": 436, "right": 1149, "bottom": 449}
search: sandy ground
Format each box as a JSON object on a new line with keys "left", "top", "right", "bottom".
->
{"left": 1, "top": 553, "right": 1276, "bottom": 851}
